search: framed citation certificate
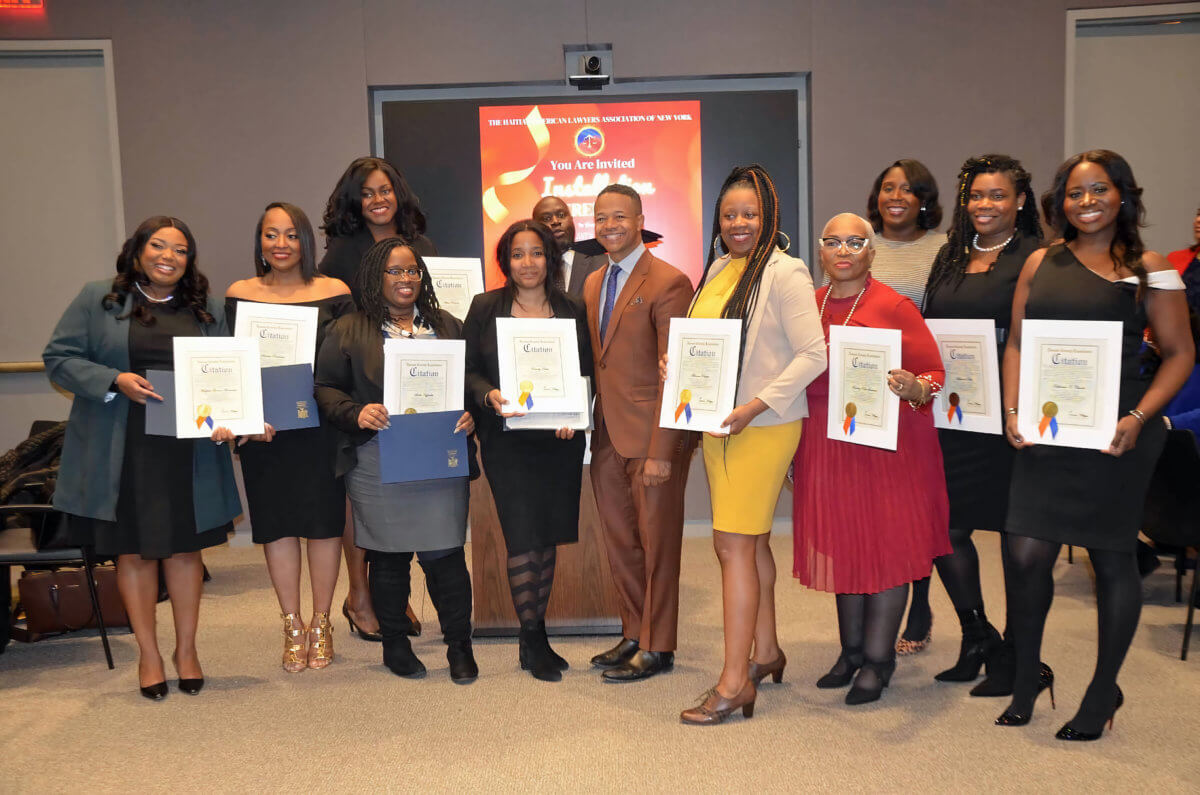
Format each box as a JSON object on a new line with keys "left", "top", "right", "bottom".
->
{"left": 826, "top": 325, "right": 901, "bottom": 451}
{"left": 658, "top": 317, "right": 741, "bottom": 433}
{"left": 1017, "top": 319, "right": 1122, "bottom": 450}
{"left": 925, "top": 318, "right": 1002, "bottom": 435}
{"left": 172, "top": 337, "right": 265, "bottom": 439}
{"left": 383, "top": 338, "right": 465, "bottom": 414}
{"left": 495, "top": 317, "right": 585, "bottom": 413}
{"left": 232, "top": 301, "right": 319, "bottom": 368}
{"left": 423, "top": 257, "right": 485, "bottom": 322}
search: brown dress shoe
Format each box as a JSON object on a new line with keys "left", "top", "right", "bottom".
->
{"left": 680, "top": 680, "right": 756, "bottom": 725}
{"left": 747, "top": 650, "right": 787, "bottom": 685}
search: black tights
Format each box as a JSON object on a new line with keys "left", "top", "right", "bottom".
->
{"left": 1006, "top": 536, "right": 1139, "bottom": 732}
{"left": 835, "top": 583, "right": 909, "bottom": 689}
{"left": 507, "top": 545, "right": 557, "bottom": 626}
{"left": 933, "top": 527, "right": 1013, "bottom": 628}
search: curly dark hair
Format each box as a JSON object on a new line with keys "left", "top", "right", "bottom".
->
{"left": 103, "top": 216, "right": 214, "bottom": 326}
{"left": 356, "top": 238, "right": 453, "bottom": 337}
{"left": 867, "top": 158, "right": 942, "bottom": 233}
{"left": 320, "top": 157, "right": 427, "bottom": 244}
{"left": 495, "top": 219, "right": 565, "bottom": 297}
{"left": 925, "top": 154, "right": 1043, "bottom": 305}
{"left": 253, "top": 202, "right": 318, "bottom": 281}
{"left": 1045, "top": 149, "right": 1149, "bottom": 298}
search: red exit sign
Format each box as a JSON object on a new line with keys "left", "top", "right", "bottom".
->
{"left": 0, "top": 0, "right": 44, "bottom": 8}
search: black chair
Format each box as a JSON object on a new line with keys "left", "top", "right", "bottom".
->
{"left": 0, "top": 504, "right": 115, "bottom": 668}
{"left": 1141, "top": 428, "right": 1200, "bottom": 661}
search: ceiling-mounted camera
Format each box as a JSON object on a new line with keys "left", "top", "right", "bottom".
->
{"left": 564, "top": 44, "right": 612, "bottom": 91}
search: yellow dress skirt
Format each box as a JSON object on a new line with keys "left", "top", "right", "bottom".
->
{"left": 693, "top": 257, "right": 803, "bottom": 535}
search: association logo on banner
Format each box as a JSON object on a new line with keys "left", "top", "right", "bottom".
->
{"left": 574, "top": 126, "right": 605, "bottom": 157}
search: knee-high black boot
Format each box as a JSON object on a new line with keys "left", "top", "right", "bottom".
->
{"left": 368, "top": 552, "right": 425, "bottom": 678}
{"left": 420, "top": 548, "right": 478, "bottom": 684}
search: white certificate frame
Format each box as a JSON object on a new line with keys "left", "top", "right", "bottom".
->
{"left": 1018, "top": 319, "right": 1122, "bottom": 451}
{"left": 505, "top": 377, "right": 593, "bottom": 431}
{"left": 658, "top": 317, "right": 741, "bottom": 433}
{"left": 382, "top": 338, "right": 465, "bottom": 414}
{"left": 926, "top": 318, "right": 1003, "bottom": 435}
{"left": 232, "top": 301, "right": 319, "bottom": 369}
{"left": 423, "top": 257, "right": 485, "bottom": 322}
{"left": 826, "top": 325, "right": 901, "bottom": 451}
{"left": 172, "top": 337, "right": 264, "bottom": 439}
{"left": 495, "top": 317, "right": 585, "bottom": 413}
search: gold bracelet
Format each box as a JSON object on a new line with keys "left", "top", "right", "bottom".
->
{"left": 1129, "top": 408, "right": 1146, "bottom": 425}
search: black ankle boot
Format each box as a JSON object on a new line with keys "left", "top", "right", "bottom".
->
{"left": 816, "top": 646, "right": 863, "bottom": 689}
{"left": 537, "top": 621, "right": 569, "bottom": 671}
{"left": 369, "top": 552, "right": 426, "bottom": 678}
{"left": 420, "top": 549, "right": 478, "bottom": 684}
{"left": 936, "top": 608, "right": 1001, "bottom": 682}
{"left": 519, "top": 622, "right": 562, "bottom": 682}
{"left": 970, "top": 635, "right": 1016, "bottom": 697}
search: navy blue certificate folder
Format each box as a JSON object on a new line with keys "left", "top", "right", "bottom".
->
{"left": 262, "top": 363, "right": 319, "bottom": 431}
{"left": 144, "top": 369, "right": 176, "bottom": 436}
{"left": 378, "top": 410, "right": 468, "bottom": 484}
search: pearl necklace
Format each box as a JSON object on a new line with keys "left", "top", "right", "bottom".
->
{"left": 135, "top": 282, "right": 173, "bottom": 303}
{"left": 972, "top": 231, "right": 1015, "bottom": 253}
{"left": 819, "top": 281, "right": 868, "bottom": 325}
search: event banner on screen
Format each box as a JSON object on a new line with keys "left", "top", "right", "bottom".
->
{"left": 479, "top": 101, "right": 703, "bottom": 288}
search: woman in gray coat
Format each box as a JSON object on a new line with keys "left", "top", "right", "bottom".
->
{"left": 44, "top": 216, "right": 241, "bottom": 701}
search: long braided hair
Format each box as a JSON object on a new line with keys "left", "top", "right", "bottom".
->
{"left": 924, "top": 154, "right": 1042, "bottom": 306}
{"left": 1045, "top": 149, "right": 1149, "bottom": 299}
{"left": 694, "top": 164, "right": 786, "bottom": 389}
{"left": 356, "top": 238, "right": 453, "bottom": 338}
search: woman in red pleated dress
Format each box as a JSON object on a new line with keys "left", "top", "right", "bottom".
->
{"left": 792, "top": 212, "right": 951, "bottom": 705}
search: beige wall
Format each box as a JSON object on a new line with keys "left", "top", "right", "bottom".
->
{"left": 0, "top": 0, "right": 1175, "bottom": 517}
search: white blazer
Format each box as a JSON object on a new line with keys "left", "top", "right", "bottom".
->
{"left": 693, "top": 248, "right": 827, "bottom": 426}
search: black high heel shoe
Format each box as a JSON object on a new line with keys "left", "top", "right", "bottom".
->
{"left": 1055, "top": 686, "right": 1123, "bottom": 741}
{"left": 845, "top": 658, "right": 895, "bottom": 705}
{"left": 935, "top": 610, "right": 1001, "bottom": 682}
{"left": 140, "top": 682, "right": 168, "bottom": 701}
{"left": 995, "top": 663, "right": 1055, "bottom": 726}
{"left": 816, "top": 647, "right": 863, "bottom": 689}
{"left": 343, "top": 602, "right": 383, "bottom": 642}
{"left": 172, "top": 652, "right": 204, "bottom": 695}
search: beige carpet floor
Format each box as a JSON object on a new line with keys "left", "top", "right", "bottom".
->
{"left": 1, "top": 533, "right": 1197, "bottom": 793}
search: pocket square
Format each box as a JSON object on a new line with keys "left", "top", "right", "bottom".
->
{"left": 632, "top": 296, "right": 644, "bottom": 305}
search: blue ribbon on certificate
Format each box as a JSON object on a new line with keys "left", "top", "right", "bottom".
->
{"left": 378, "top": 410, "right": 468, "bottom": 483}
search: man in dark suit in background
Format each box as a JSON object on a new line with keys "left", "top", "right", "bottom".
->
{"left": 533, "top": 196, "right": 605, "bottom": 297}
{"left": 583, "top": 184, "right": 696, "bottom": 682}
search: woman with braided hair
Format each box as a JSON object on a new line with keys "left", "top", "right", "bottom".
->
{"left": 921, "top": 154, "right": 1042, "bottom": 696}
{"left": 673, "top": 165, "right": 826, "bottom": 724}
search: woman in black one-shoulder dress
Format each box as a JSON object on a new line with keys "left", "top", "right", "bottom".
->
{"left": 999, "top": 150, "right": 1193, "bottom": 741}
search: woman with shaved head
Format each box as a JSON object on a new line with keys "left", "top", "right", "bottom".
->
{"left": 791, "top": 213, "right": 951, "bottom": 705}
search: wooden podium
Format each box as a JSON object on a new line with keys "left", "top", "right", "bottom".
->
{"left": 469, "top": 456, "right": 622, "bottom": 637}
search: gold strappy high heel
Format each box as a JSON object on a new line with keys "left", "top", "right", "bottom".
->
{"left": 308, "top": 612, "right": 334, "bottom": 670}
{"left": 282, "top": 613, "right": 308, "bottom": 674}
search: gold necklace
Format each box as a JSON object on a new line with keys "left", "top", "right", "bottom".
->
{"left": 819, "top": 281, "right": 868, "bottom": 324}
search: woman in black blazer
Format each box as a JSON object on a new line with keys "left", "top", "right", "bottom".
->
{"left": 317, "top": 155, "right": 435, "bottom": 641}
{"left": 315, "top": 238, "right": 478, "bottom": 683}
{"left": 464, "top": 219, "right": 593, "bottom": 682}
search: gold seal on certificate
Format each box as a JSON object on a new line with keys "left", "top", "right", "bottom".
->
{"left": 658, "top": 317, "right": 741, "bottom": 433}
{"left": 513, "top": 337, "right": 566, "bottom": 407}
{"left": 172, "top": 337, "right": 265, "bottom": 438}
{"left": 495, "top": 318, "right": 586, "bottom": 414}
{"left": 826, "top": 325, "right": 901, "bottom": 450}
{"left": 925, "top": 319, "right": 1002, "bottom": 435}
{"left": 1017, "top": 319, "right": 1122, "bottom": 450}
{"left": 382, "top": 339, "right": 465, "bottom": 415}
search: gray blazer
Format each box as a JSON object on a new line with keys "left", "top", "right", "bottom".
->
{"left": 694, "top": 249, "right": 827, "bottom": 426}
{"left": 43, "top": 280, "right": 242, "bottom": 528}
{"left": 566, "top": 251, "right": 608, "bottom": 298}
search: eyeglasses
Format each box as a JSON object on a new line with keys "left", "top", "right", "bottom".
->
{"left": 385, "top": 266, "right": 423, "bottom": 278}
{"left": 819, "top": 236, "right": 869, "bottom": 253}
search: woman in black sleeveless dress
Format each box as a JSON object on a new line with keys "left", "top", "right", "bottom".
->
{"left": 999, "top": 150, "right": 1193, "bottom": 740}
{"left": 923, "top": 155, "right": 1041, "bottom": 695}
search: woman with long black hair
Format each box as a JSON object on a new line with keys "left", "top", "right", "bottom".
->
{"left": 1000, "top": 150, "right": 1192, "bottom": 739}
{"left": 674, "top": 165, "right": 826, "bottom": 724}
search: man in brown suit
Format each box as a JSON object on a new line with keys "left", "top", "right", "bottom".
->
{"left": 583, "top": 184, "right": 695, "bottom": 682}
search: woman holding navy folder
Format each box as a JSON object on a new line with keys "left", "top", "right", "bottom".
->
{"left": 44, "top": 215, "right": 240, "bottom": 700}
{"left": 315, "top": 237, "right": 478, "bottom": 683}
{"left": 221, "top": 202, "right": 353, "bottom": 674}
{"left": 463, "top": 219, "right": 592, "bottom": 683}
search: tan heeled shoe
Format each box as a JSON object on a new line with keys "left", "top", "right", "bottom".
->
{"left": 308, "top": 612, "right": 334, "bottom": 670}
{"left": 282, "top": 613, "right": 308, "bottom": 674}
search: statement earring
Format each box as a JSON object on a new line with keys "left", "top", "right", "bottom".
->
{"left": 711, "top": 236, "right": 724, "bottom": 256}
{"left": 260, "top": 254, "right": 271, "bottom": 271}
{"left": 776, "top": 231, "right": 791, "bottom": 252}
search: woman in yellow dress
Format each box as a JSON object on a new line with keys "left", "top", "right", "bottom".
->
{"left": 677, "top": 165, "right": 827, "bottom": 724}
